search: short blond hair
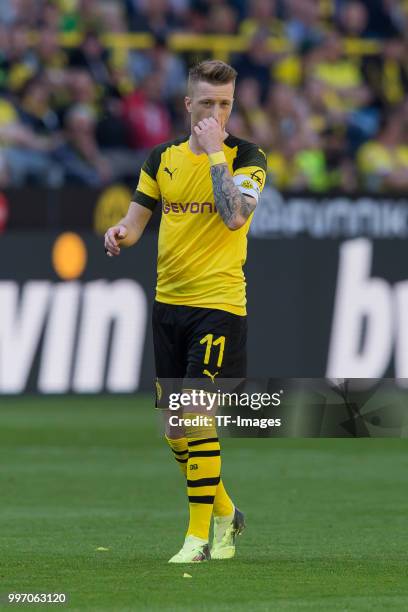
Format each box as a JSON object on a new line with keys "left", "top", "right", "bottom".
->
{"left": 188, "top": 60, "right": 237, "bottom": 94}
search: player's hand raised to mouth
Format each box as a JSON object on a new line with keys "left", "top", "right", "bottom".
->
{"left": 104, "top": 225, "right": 128, "bottom": 257}
{"left": 194, "top": 117, "right": 224, "bottom": 155}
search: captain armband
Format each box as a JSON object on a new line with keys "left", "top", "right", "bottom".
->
{"left": 233, "top": 174, "right": 261, "bottom": 202}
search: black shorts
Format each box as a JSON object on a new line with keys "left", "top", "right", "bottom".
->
{"left": 152, "top": 300, "right": 247, "bottom": 379}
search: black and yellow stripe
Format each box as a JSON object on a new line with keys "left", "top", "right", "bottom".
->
{"left": 188, "top": 495, "right": 215, "bottom": 504}
{"left": 186, "top": 436, "right": 221, "bottom": 538}
{"left": 166, "top": 436, "right": 189, "bottom": 476}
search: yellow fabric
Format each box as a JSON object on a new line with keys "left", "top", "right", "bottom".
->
{"left": 273, "top": 55, "right": 302, "bottom": 87}
{"left": 239, "top": 17, "right": 284, "bottom": 37}
{"left": 314, "top": 60, "right": 362, "bottom": 111}
{"left": 0, "top": 100, "right": 18, "bottom": 126}
{"left": 43, "top": 51, "right": 68, "bottom": 70}
{"left": 165, "top": 434, "right": 233, "bottom": 518}
{"left": 8, "top": 63, "right": 34, "bottom": 91}
{"left": 136, "top": 137, "right": 266, "bottom": 316}
{"left": 213, "top": 479, "right": 234, "bottom": 518}
{"left": 209, "top": 151, "right": 227, "bottom": 166}
{"left": 138, "top": 168, "right": 160, "bottom": 200}
{"left": 383, "top": 60, "right": 404, "bottom": 105}
{"left": 314, "top": 61, "right": 361, "bottom": 89}
{"left": 267, "top": 152, "right": 292, "bottom": 189}
{"left": 165, "top": 435, "right": 188, "bottom": 477}
{"left": 357, "top": 142, "right": 408, "bottom": 176}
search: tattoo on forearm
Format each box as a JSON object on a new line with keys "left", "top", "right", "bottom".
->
{"left": 210, "top": 163, "right": 256, "bottom": 227}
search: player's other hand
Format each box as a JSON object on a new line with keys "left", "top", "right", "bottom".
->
{"left": 104, "top": 224, "right": 128, "bottom": 257}
{"left": 194, "top": 117, "right": 224, "bottom": 155}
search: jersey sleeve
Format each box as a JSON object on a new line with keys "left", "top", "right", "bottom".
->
{"left": 232, "top": 142, "right": 267, "bottom": 201}
{"left": 133, "top": 147, "right": 162, "bottom": 210}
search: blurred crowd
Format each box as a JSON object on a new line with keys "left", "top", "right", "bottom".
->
{"left": 0, "top": 0, "right": 408, "bottom": 192}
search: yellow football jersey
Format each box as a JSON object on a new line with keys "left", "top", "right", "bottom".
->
{"left": 134, "top": 135, "right": 267, "bottom": 316}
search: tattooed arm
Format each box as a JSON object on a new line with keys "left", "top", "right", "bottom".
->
{"left": 192, "top": 116, "right": 258, "bottom": 230}
{"left": 210, "top": 163, "right": 256, "bottom": 230}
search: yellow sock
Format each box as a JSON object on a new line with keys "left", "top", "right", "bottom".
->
{"left": 165, "top": 435, "right": 233, "bottom": 517}
{"left": 186, "top": 436, "right": 221, "bottom": 541}
{"left": 213, "top": 479, "right": 234, "bottom": 517}
{"left": 165, "top": 436, "right": 188, "bottom": 477}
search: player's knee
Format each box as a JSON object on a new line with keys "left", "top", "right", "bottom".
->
{"left": 164, "top": 420, "right": 185, "bottom": 439}
{"left": 183, "top": 412, "right": 217, "bottom": 440}
{"left": 161, "top": 408, "right": 185, "bottom": 438}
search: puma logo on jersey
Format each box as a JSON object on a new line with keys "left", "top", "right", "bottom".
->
{"left": 203, "top": 369, "right": 219, "bottom": 383}
{"left": 164, "top": 167, "right": 177, "bottom": 180}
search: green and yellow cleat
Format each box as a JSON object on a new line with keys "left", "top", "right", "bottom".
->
{"left": 211, "top": 507, "right": 245, "bottom": 560}
{"left": 168, "top": 536, "right": 211, "bottom": 563}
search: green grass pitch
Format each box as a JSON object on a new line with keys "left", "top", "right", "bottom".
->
{"left": 1, "top": 395, "right": 408, "bottom": 611}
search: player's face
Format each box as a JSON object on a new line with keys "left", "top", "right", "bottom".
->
{"left": 185, "top": 80, "right": 234, "bottom": 133}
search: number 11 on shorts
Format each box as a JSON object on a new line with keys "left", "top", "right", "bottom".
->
{"left": 200, "top": 334, "right": 226, "bottom": 367}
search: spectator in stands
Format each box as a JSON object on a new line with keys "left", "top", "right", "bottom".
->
{"left": 0, "top": 0, "right": 41, "bottom": 27}
{"left": 307, "top": 32, "right": 377, "bottom": 150}
{"left": 207, "top": 3, "right": 238, "bottom": 35}
{"left": 32, "top": 25, "right": 69, "bottom": 73}
{"left": 66, "top": 69, "right": 99, "bottom": 111}
{"left": 122, "top": 71, "right": 172, "bottom": 149}
{"left": 267, "top": 123, "right": 357, "bottom": 193}
{"left": 383, "top": 0, "right": 408, "bottom": 36}
{"left": 41, "top": 2, "right": 61, "bottom": 31}
{"left": 130, "top": 34, "right": 186, "bottom": 101}
{"left": 266, "top": 131, "right": 309, "bottom": 192}
{"left": 234, "top": 77, "right": 273, "bottom": 149}
{"left": 54, "top": 103, "right": 111, "bottom": 186}
{"left": 0, "top": 0, "right": 405, "bottom": 194}
{"left": 0, "top": 87, "right": 62, "bottom": 187}
{"left": 357, "top": 111, "right": 408, "bottom": 191}
{"left": 59, "top": 0, "right": 102, "bottom": 34}
{"left": 107, "top": 60, "right": 135, "bottom": 99}
{"left": 285, "top": 0, "right": 325, "bottom": 49}
{"left": 96, "top": 81, "right": 143, "bottom": 181}
{"left": 303, "top": 77, "right": 333, "bottom": 134}
{"left": 233, "top": 30, "right": 274, "bottom": 101}
{"left": 17, "top": 74, "right": 61, "bottom": 136}
{"left": 125, "top": 0, "right": 182, "bottom": 36}
{"left": 362, "top": 37, "right": 408, "bottom": 112}
{"left": 307, "top": 33, "right": 378, "bottom": 155}
{"left": 266, "top": 83, "right": 304, "bottom": 146}
{"left": 0, "top": 24, "right": 9, "bottom": 89}
{"left": 347, "top": 0, "right": 400, "bottom": 38}
{"left": 99, "top": 1, "right": 128, "bottom": 33}
{"left": 0, "top": 95, "right": 19, "bottom": 185}
{"left": 293, "top": 128, "right": 332, "bottom": 192}
{"left": 322, "top": 125, "right": 358, "bottom": 192}
{"left": 183, "top": 0, "right": 209, "bottom": 34}
{"left": 309, "top": 33, "right": 371, "bottom": 112}
{"left": 69, "top": 29, "right": 112, "bottom": 89}
{"left": 239, "top": 0, "right": 284, "bottom": 38}
{"left": 5, "top": 21, "right": 37, "bottom": 93}
{"left": 337, "top": 1, "right": 370, "bottom": 38}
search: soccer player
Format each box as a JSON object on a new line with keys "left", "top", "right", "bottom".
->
{"left": 104, "top": 60, "right": 267, "bottom": 563}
